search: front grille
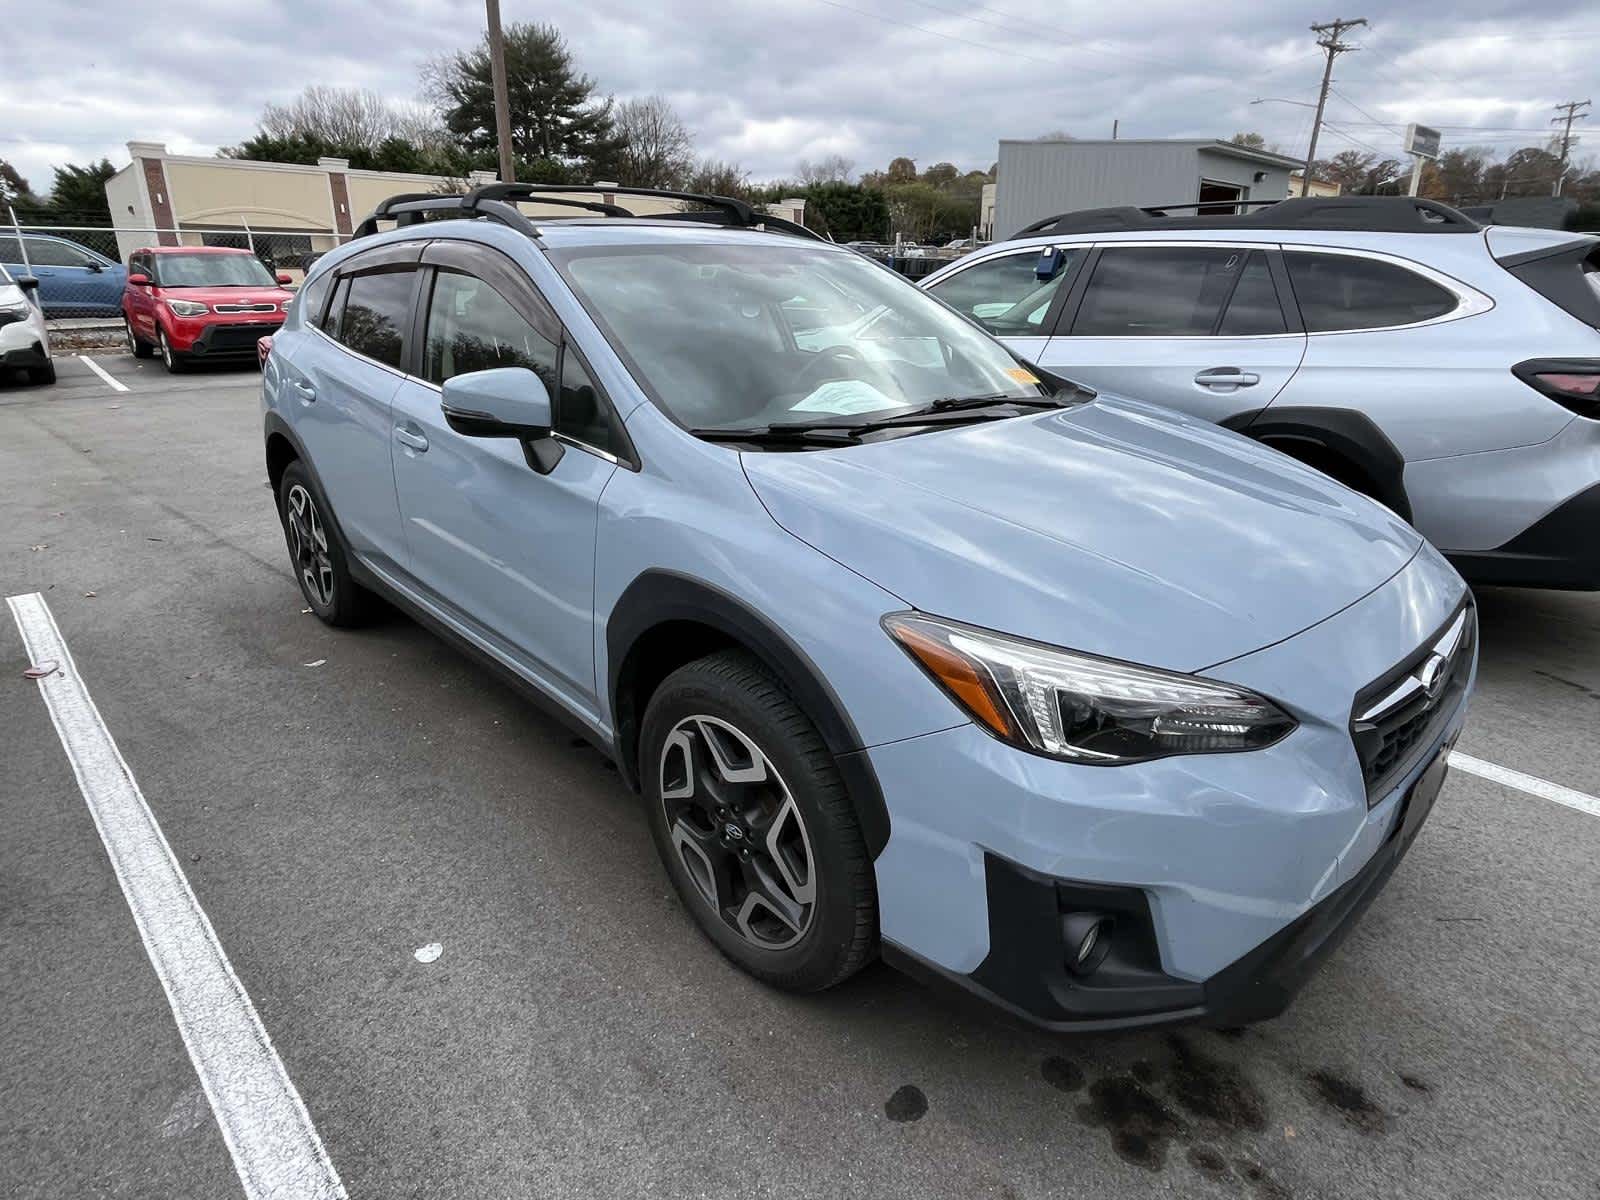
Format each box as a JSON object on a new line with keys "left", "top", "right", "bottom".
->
{"left": 1349, "top": 601, "right": 1475, "bottom": 804}
{"left": 214, "top": 302, "right": 278, "bottom": 314}
{"left": 205, "top": 321, "right": 281, "bottom": 350}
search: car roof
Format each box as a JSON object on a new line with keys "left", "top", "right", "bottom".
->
{"left": 137, "top": 245, "right": 255, "bottom": 255}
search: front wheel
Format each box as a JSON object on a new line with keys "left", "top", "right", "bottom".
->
{"left": 158, "top": 328, "right": 186, "bottom": 373}
{"left": 640, "top": 650, "right": 877, "bottom": 992}
{"left": 26, "top": 360, "right": 56, "bottom": 386}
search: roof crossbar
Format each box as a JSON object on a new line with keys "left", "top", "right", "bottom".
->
{"left": 352, "top": 183, "right": 826, "bottom": 243}
{"left": 1012, "top": 196, "right": 1482, "bottom": 240}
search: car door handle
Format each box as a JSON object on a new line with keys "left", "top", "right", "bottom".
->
{"left": 1194, "top": 368, "right": 1261, "bottom": 388}
{"left": 394, "top": 426, "right": 429, "bottom": 453}
{"left": 290, "top": 380, "right": 316, "bottom": 403}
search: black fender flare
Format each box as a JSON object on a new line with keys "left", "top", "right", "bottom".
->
{"left": 1222, "top": 406, "right": 1412, "bottom": 522}
{"left": 607, "top": 570, "right": 891, "bottom": 858}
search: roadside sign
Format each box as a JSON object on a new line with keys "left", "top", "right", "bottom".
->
{"left": 1405, "top": 124, "right": 1442, "bottom": 160}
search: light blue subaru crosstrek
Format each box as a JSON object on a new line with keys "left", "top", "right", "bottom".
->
{"left": 262, "top": 185, "right": 1477, "bottom": 1030}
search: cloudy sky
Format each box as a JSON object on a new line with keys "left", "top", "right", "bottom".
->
{"left": 2, "top": 0, "right": 1595, "bottom": 191}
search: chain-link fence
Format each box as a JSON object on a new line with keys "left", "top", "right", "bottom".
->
{"left": 2, "top": 214, "right": 347, "bottom": 326}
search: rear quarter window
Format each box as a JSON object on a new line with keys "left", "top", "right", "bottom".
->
{"left": 1285, "top": 252, "right": 1457, "bottom": 332}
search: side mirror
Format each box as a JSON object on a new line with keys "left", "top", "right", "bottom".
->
{"left": 84, "top": 261, "right": 104, "bottom": 273}
{"left": 128, "top": 273, "right": 151, "bottom": 287}
{"left": 16, "top": 275, "right": 39, "bottom": 292}
{"left": 276, "top": 272, "right": 293, "bottom": 285}
{"left": 440, "top": 367, "right": 562, "bottom": 473}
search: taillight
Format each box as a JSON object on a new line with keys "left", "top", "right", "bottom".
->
{"left": 1513, "top": 358, "right": 1600, "bottom": 418}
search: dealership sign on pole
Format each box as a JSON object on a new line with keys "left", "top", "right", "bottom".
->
{"left": 1404, "top": 123, "right": 1442, "bottom": 196}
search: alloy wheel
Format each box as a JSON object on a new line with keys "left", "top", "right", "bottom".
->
{"left": 159, "top": 330, "right": 173, "bottom": 369}
{"left": 659, "top": 715, "right": 817, "bottom": 950}
{"left": 284, "top": 483, "right": 336, "bottom": 607}
{"left": 124, "top": 319, "right": 137, "bottom": 356}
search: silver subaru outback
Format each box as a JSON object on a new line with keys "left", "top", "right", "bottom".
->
{"left": 921, "top": 197, "right": 1600, "bottom": 589}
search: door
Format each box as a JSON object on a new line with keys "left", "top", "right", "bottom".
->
{"left": 288, "top": 251, "right": 420, "bottom": 574}
{"left": 924, "top": 244, "right": 1087, "bottom": 362}
{"left": 1039, "top": 244, "right": 1306, "bottom": 424}
{"left": 23, "top": 237, "right": 123, "bottom": 315}
{"left": 389, "top": 250, "right": 619, "bottom": 711}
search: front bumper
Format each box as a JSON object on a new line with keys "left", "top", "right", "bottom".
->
{"left": 865, "top": 543, "right": 1473, "bottom": 1030}
{"left": 169, "top": 318, "right": 284, "bottom": 357}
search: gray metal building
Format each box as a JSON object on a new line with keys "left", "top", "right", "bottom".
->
{"left": 993, "top": 138, "right": 1303, "bottom": 240}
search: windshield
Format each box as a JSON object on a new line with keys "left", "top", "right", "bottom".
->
{"left": 155, "top": 253, "right": 276, "bottom": 288}
{"left": 549, "top": 242, "right": 1050, "bottom": 432}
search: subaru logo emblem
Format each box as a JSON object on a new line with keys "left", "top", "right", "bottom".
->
{"left": 724, "top": 823, "right": 745, "bottom": 841}
{"left": 1416, "top": 652, "right": 1448, "bottom": 701}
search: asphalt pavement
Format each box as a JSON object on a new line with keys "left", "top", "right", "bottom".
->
{"left": 2, "top": 351, "right": 1597, "bottom": 1199}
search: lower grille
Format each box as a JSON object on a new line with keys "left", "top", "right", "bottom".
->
{"left": 1350, "top": 601, "right": 1475, "bottom": 804}
{"left": 202, "top": 321, "right": 281, "bottom": 350}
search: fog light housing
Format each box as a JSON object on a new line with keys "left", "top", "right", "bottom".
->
{"left": 1062, "top": 912, "right": 1113, "bottom": 977}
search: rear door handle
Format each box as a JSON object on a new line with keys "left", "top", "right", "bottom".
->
{"left": 1194, "top": 368, "right": 1261, "bottom": 388}
{"left": 290, "top": 380, "right": 316, "bottom": 403}
{"left": 394, "top": 425, "right": 429, "bottom": 453}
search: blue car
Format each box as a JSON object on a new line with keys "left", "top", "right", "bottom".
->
{"left": 0, "top": 232, "right": 126, "bottom": 316}
{"left": 261, "top": 185, "right": 1476, "bottom": 1030}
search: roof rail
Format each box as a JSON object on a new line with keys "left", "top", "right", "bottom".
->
{"left": 351, "top": 183, "right": 825, "bottom": 243}
{"left": 1011, "top": 196, "right": 1483, "bottom": 240}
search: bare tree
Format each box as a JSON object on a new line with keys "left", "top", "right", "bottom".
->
{"left": 684, "top": 157, "right": 750, "bottom": 197}
{"left": 257, "top": 85, "right": 446, "bottom": 152}
{"left": 614, "top": 95, "right": 696, "bottom": 189}
{"left": 796, "top": 154, "right": 855, "bottom": 185}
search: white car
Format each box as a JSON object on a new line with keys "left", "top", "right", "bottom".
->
{"left": 0, "top": 263, "right": 54, "bottom": 385}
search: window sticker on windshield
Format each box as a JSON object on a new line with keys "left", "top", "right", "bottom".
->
{"left": 1005, "top": 367, "right": 1040, "bottom": 385}
{"left": 791, "top": 380, "right": 902, "bottom": 416}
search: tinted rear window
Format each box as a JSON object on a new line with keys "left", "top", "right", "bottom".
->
{"left": 1286, "top": 252, "right": 1456, "bottom": 332}
{"left": 335, "top": 270, "right": 413, "bottom": 368}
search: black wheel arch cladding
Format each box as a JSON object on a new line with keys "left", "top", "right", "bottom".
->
{"left": 608, "top": 570, "right": 891, "bottom": 859}
{"left": 1222, "top": 406, "right": 1412, "bottom": 521}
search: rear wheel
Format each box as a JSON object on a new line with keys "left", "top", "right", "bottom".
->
{"left": 125, "top": 318, "right": 154, "bottom": 359}
{"left": 640, "top": 650, "right": 877, "bottom": 992}
{"left": 158, "top": 328, "right": 186, "bottom": 373}
{"left": 276, "top": 461, "right": 374, "bottom": 626}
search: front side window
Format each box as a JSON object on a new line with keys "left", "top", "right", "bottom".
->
{"left": 422, "top": 269, "right": 558, "bottom": 391}
{"left": 152, "top": 253, "right": 277, "bottom": 288}
{"left": 550, "top": 242, "right": 1049, "bottom": 433}
{"left": 28, "top": 239, "right": 100, "bottom": 268}
{"left": 1072, "top": 247, "right": 1262, "bottom": 337}
{"left": 557, "top": 346, "right": 614, "bottom": 452}
{"left": 336, "top": 269, "right": 413, "bottom": 368}
{"left": 1285, "top": 252, "right": 1457, "bottom": 332}
{"left": 927, "top": 249, "right": 1081, "bottom": 336}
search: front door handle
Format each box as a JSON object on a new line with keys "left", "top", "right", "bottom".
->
{"left": 290, "top": 380, "right": 316, "bottom": 403}
{"left": 1194, "top": 367, "right": 1261, "bottom": 388}
{"left": 394, "top": 425, "right": 429, "bottom": 453}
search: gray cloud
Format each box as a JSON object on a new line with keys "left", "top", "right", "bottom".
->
{"left": 3, "top": 0, "right": 1595, "bottom": 193}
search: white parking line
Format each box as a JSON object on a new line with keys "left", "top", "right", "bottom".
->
{"left": 1450, "top": 751, "right": 1600, "bottom": 819}
{"left": 6, "top": 592, "right": 347, "bottom": 1200}
{"left": 75, "top": 354, "right": 130, "bottom": 393}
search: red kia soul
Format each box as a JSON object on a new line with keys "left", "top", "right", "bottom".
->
{"left": 122, "top": 246, "right": 293, "bottom": 372}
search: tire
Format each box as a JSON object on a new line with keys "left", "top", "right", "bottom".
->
{"left": 26, "top": 360, "right": 56, "bottom": 386}
{"left": 126, "top": 318, "right": 154, "bottom": 359}
{"left": 276, "top": 460, "right": 375, "bottom": 627}
{"left": 158, "top": 328, "right": 186, "bottom": 373}
{"left": 640, "top": 650, "right": 877, "bottom": 992}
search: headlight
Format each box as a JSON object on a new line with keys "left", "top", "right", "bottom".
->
{"left": 883, "top": 613, "right": 1296, "bottom": 764}
{"left": 165, "top": 299, "right": 209, "bottom": 317}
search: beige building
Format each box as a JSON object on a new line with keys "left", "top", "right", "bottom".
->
{"left": 1288, "top": 171, "right": 1343, "bottom": 198}
{"left": 103, "top": 142, "right": 704, "bottom": 268}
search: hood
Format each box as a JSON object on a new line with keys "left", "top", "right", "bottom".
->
{"left": 742, "top": 394, "right": 1422, "bottom": 672}
{"left": 156, "top": 285, "right": 291, "bottom": 307}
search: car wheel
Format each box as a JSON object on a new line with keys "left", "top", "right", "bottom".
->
{"left": 26, "top": 360, "right": 56, "bottom": 386}
{"left": 158, "top": 329, "right": 186, "bottom": 373}
{"left": 276, "top": 461, "right": 374, "bottom": 627}
{"left": 640, "top": 650, "right": 877, "bottom": 992}
{"left": 125, "top": 318, "right": 154, "bottom": 359}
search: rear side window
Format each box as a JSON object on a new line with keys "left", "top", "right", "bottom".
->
{"left": 296, "top": 270, "right": 333, "bottom": 327}
{"left": 335, "top": 269, "right": 414, "bottom": 368}
{"left": 1216, "top": 252, "right": 1287, "bottom": 336}
{"left": 1285, "top": 252, "right": 1456, "bottom": 332}
{"left": 422, "top": 269, "right": 558, "bottom": 392}
{"left": 1072, "top": 247, "right": 1256, "bottom": 337}
{"left": 927, "top": 249, "right": 1082, "bottom": 335}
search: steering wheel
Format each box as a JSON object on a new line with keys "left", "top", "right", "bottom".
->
{"left": 792, "top": 346, "right": 863, "bottom": 390}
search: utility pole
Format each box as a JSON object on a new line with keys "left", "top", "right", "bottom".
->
{"left": 1551, "top": 99, "right": 1590, "bottom": 197}
{"left": 486, "top": 0, "right": 516, "bottom": 183}
{"left": 1300, "top": 17, "right": 1367, "bottom": 196}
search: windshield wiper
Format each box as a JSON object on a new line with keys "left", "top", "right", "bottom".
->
{"left": 690, "top": 425, "right": 864, "bottom": 447}
{"left": 692, "top": 394, "right": 1075, "bottom": 448}
{"left": 927, "top": 393, "right": 1071, "bottom": 412}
